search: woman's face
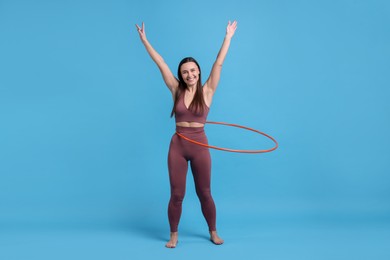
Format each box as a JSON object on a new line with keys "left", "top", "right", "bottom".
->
{"left": 180, "top": 62, "right": 200, "bottom": 87}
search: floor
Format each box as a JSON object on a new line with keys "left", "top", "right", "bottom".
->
{"left": 1, "top": 212, "right": 389, "bottom": 260}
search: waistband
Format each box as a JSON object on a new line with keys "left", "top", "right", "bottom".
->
{"left": 176, "top": 126, "right": 205, "bottom": 134}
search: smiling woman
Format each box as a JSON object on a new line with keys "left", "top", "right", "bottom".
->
{"left": 135, "top": 21, "right": 237, "bottom": 248}
{"left": 172, "top": 57, "right": 208, "bottom": 128}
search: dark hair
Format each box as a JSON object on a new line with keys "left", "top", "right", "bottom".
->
{"left": 170, "top": 57, "right": 207, "bottom": 117}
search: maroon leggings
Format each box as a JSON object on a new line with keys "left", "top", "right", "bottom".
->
{"left": 167, "top": 126, "right": 217, "bottom": 232}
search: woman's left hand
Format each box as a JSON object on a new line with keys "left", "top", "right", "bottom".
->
{"left": 226, "top": 20, "right": 237, "bottom": 38}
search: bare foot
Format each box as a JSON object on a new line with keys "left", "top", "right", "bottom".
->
{"left": 165, "top": 232, "right": 178, "bottom": 248}
{"left": 210, "top": 231, "right": 224, "bottom": 245}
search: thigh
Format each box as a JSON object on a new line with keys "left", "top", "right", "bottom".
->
{"left": 190, "top": 148, "right": 212, "bottom": 190}
{"left": 168, "top": 135, "right": 189, "bottom": 192}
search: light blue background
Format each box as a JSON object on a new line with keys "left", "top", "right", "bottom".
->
{"left": 1, "top": 0, "right": 389, "bottom": 259}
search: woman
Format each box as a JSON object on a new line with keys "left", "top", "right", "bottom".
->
{"left": 136, "top": 20, "right": 237, "bottom": 248}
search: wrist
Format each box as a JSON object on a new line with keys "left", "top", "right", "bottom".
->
{"left": 224, "top": 35, "right": 232, "bottom": 41}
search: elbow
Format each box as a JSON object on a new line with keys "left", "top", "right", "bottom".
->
{"left": 215, "top": 56, "right": 225, "bottom": 67}
{"left": 215, "top": 60, "right": 223, "bottom": 67}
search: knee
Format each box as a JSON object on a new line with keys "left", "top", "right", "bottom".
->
{"left": 196, "top": 189, "right": 212, "bottom": 202}
{"left": 170, "top": 192, "right": 185, "bottom": 205}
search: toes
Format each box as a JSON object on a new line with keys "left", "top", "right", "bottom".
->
{"left": 165, "top": 241, "right": 178, "bottom": 248}
{"left": 210, "top": 237, "right": 224, "bottom": 245}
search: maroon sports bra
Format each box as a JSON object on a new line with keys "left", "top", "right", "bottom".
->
{"left": 174, "top": 92, "right": 209, "bottom": 124}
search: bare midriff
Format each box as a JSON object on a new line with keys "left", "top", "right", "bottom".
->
{"left": 176, "top": 122, "right": 205, "bottom": 127}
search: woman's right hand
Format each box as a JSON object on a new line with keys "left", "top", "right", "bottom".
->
{"left": 135, "top": 22, "right": 147, "bottom": 42}
{"left": 134, "top": 22, "right": 178, "bottom": 92}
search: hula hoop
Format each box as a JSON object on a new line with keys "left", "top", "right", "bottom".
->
{"left": 175, "top": 121, "right": 278, "bottom": 153}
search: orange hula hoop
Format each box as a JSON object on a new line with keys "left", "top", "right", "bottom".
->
{"left": 175, "top": 121, "right": 278, "bottom": 154}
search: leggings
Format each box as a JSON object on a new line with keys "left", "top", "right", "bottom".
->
{"left": 167, "top": 126, "right": 217, "bottom": 232}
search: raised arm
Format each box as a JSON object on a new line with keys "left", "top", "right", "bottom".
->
{"left": 136, "top": 22, "right": 178, "bottom": 93}
{"left": 204, "top": 21, "right": 237, "bottom": 95}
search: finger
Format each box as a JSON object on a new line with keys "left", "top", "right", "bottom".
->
{"left": 136, "top": 23, "right": 143, "bottom": 32}
{"left": 231, "top": 21, "right": 237, "bottom": 30}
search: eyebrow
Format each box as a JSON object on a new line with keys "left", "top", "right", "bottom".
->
{"left": 181, "top": 68, "right": 197, "bottom": 72}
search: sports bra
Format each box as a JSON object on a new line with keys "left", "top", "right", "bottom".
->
{"left": 174, "top": 92, "right": 209, "bottom": 124}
